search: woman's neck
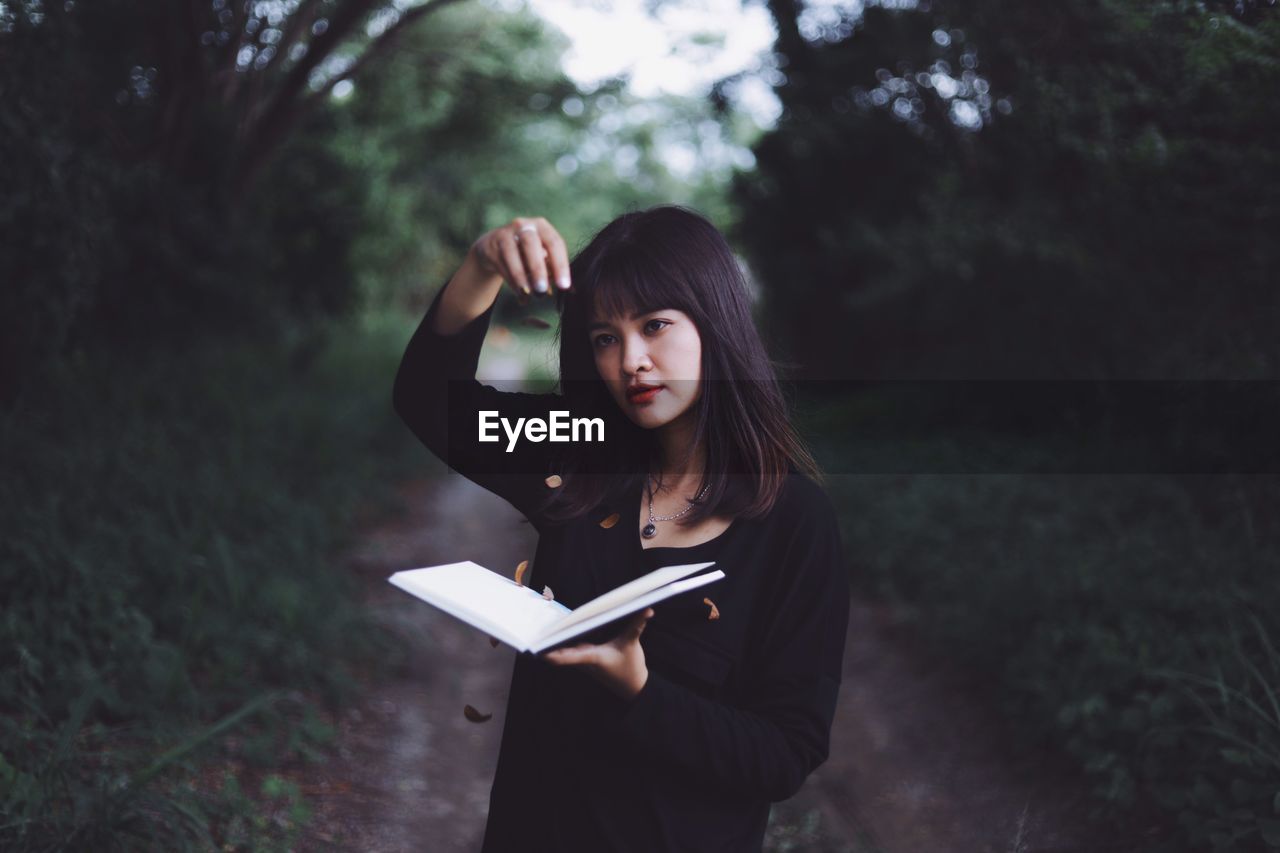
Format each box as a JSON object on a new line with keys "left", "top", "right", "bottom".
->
{"left": 652, "top": 413, "right": 706, "bottom": 495}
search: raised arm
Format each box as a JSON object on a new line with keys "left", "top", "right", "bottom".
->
{"left": 392, "top": 218, "right": 573, "bottom": 520}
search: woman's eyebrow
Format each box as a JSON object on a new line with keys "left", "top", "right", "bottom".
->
{"left": 589, "top": 311, "right": 660, "bottom": 331}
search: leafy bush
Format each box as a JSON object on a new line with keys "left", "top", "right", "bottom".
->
{"left": 0, "top": 311, "right": 423, "bottom": 849}
{"left": 811, "top": 404, "right": 1280, "bottom": 850}
{"left": 738, "top": 1, "right": 1280, "bottom": 380}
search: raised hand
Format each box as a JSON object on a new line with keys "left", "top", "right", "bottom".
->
{"left": 470, "top": 216, "right": 572, "bottom": 297}
{"left": 432, "top": 216, "right": 572, "bottom": 335}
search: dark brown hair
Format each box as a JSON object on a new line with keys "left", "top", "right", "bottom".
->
{"left": 545, "top": 204, "right": 818, "bottom": 524}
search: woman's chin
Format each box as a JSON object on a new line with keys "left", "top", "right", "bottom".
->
{"left": 619, "top": 402, "right": 683, "bottom": 430}
{"left": 623, "top": 410, "right": 672, "bottom": 430}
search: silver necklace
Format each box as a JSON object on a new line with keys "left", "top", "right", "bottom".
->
{"left": 642, "top": 477, "right": 709, "bottom": 539}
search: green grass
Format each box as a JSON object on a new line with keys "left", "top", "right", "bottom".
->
{"left": 0, "top": 309, "right": 429, "bottom": 850}
{"left": 803, "top": 394, "right": 1280, "bottom": 851}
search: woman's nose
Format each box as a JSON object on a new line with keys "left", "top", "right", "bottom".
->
{"left": 621, "top": 337, "right": 652, "bottom": 375}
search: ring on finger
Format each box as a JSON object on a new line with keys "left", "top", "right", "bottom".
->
{"left": 514, "top": 224, "right": 548, "bottom": 293}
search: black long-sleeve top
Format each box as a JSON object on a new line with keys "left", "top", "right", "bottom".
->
{"left": 392, "top": 292, "right": 850, "bottom": 853}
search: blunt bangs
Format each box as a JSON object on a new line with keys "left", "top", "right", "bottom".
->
{"left": 581, "top": 242, "right": 699, "bottom": 327}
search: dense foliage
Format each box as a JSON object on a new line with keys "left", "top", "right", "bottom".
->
{"left": 0, "top": 313, "right": 425, "bottom": 849}
{"left": 0, "top": 0, "right": 743, "bottom": 398}
{"left": 0, "top": 0, "right": 389, "bottom": 394}
{"left": 331, "top": 12, "right": 744, "bottom": 314}
{"left": 8, "top": 0, "right": 1277, "bottom": 847}
{"left": 0, "top": 0, "right": 743, "bottom": 847}
{"left": 745, "top": 1, "right": 1280, "bottom": 848}
{"left": 739, "top": 0, "right": 1280, "bottom": 380}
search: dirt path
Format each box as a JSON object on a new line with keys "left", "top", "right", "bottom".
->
{"left": 296, "top": 476, "right": 535, "bottom": 851}
{"left": 298, "top": 475, "right": 1152, "bottom": 852}
{"left": 807, "top": 601, "right": 1165, "bottom": 853}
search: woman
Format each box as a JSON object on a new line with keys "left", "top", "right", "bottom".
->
{"left": 392, "top": 205, "right": 849, "bottom": 852}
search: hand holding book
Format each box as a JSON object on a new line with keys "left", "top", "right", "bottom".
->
{"left": 542, "top": 606, "right": 655, "bottom": 700}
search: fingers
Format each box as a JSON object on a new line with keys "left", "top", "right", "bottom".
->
{"left": 623, "top": 607, "right": 655, "bottom": 643}
{"left": 535, "top": 219, "right": 573, "bottom": 291}
{"left": 514, "top": 224, "right": 550, "bottom": 294}
{"left": 542, "top": 644, "right": 599, "bottom": 666}
{"left": 511, "top": 217, "right": 572, "bottom": 295}
{"left": 475, "top": 217, "right": 571, "bottom": 298}
{"left": 541, "top": 607, "right": 653, "bottom": 672}
{"left": 497, "top": 231, "right": 531, "bottom": 296}
{"left": 611, "top": 604, "right": 655, "bottom": 645}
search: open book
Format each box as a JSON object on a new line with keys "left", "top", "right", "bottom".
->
{"left": 388, "top": 560, "right": 724, "bottom": 653}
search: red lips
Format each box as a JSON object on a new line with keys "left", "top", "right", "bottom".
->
{"left": 626, "top": 383, "right": 662, "bottom": 404}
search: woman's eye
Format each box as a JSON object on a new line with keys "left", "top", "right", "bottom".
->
{"left": 592, "top": 334, "right": 616, "bottom": 348}
{"left": 643, "top": 319, "right": 670, "bottom": 334}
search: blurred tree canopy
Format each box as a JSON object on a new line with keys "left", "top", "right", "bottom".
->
{"left": 0, "top": 0, "right": 741, "bottom": 397}
{"left": 2, "top": 0, "right": 461, "bottom": 381}
{"left": 738, "top": 0, "right": 1280, "bottom": 379}
{"left": 0, "top": 4, "right": 751, "bottom": 843}
{"left": 332, "top": 17, "right": 745, "bottom": 314}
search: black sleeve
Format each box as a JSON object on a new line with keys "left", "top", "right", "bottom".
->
{"left": 609, "top": 493, "right": 849, "bottom": 802}
{"left": 391, "top": 287, "right": 565, "bottom": 525}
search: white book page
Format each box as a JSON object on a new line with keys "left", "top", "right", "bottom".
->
{"left": 529, "top": 569, "right": 725, "bottom": 653}
{"left": 388, "top": 561, "right": 570, "bottom": 651}
{"left": 541, "top": 561, "right": 716, "bottom": 637}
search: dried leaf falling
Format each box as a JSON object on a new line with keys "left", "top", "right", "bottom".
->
{"left": 521, "top": 316, "right": 552, "bottom": 330}
{"left": 703, "top": 598, "right": 720, "bottom": 621}
{"left": 542, "top": 585, "right": 555, "bottom": 601}
{"left": 463, "top": 704, "right": 493, "bottom": 723}
{"left": 544, "top": 474, "right": 563, "bottom": 489}
{"left": 488, "top": 636, "right": 500, "bottom": 648}
{"left": 599, "top": 512, "right": 620, "bottom": 529}
{"left": 514, "top": 560, "right": 529, "bottom": 586}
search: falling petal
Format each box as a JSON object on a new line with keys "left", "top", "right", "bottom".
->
{"left": 542, "top": 585, "right": 555, "bottom": 601}
{"left": 544, "top": 474, "right": 563, "bottom": 488}
{"left": 599, "top": 512, "right": 620, "bottom": 529}
{"left": 521, "top": 316, "right": 552, "bottom": 329}
{"left": 703, "top": 598, "right": 720, "bottom": 621}
{"left": 463, "top": 704, "right": 493, "bottom": 723}
{"left": 515, "top": 560, "right": 529, "bottom": 586}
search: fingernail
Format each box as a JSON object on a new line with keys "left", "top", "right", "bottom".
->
{"left": 557, "top": 275, "right": 571, "bottom": 291}
{"left": 534, "top": 278, "right": 549, "bottom": 293}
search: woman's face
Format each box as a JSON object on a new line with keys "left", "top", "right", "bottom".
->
{"left": 588, "top": 307, "right": 703, "bottom": 430}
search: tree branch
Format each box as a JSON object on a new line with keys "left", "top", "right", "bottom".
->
{"left": 213, "top": 0, "right": 252, "bottom": 106}
{"left": 311, "top": 0, "right": 461, "bottom": 97}
{"left": 257, "top": 0, "right": 325, "bottom": 81}
{"left": 154, "top": 1, "right": 207, "bottom": 175}
{"left": 249, "top": 0, "right": 379, "bottom": 122}
{"left": 235, "top": 0, "right": 374, "bottom": 151}
{"left": 231, "top": 0, "right": 467, "bottom": 195}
